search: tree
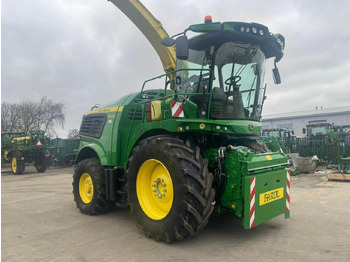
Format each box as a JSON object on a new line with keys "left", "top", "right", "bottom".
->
{"left": 17, "top": 99, "right": 39, "bottom": 135}
{"left": 35, "top": 97, "right": 65, "bottom": 137}
{"left": 67, "top": 129, "right": 80, "bottom": 139}
{"left": 1, "top": 96, "right": 65, "bottom": 137}
{"left": 1, "top": 103, "right": 20, "bottom": 132}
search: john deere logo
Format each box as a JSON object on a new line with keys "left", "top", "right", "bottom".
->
{"left": 249, "top": 124, "right": 254, "bottom": 131}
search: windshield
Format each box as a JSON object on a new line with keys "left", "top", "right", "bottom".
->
{"left": 176, "top": 41, "right": 266, "bottom": 121}
{"left": 309, "top": 126, "right": 329, "bottom": 136}
{"left": 266, "top": 130, "right": 281, "bottom": 137}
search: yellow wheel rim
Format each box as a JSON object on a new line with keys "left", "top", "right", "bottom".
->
{"left": 79, "top": 173, "right": 94, "bottom": 204}
{"left": 12, "top": 157, "right": 17, "bottom": 173}
{"left": 136, "top": 159, "right": 174, "bottom": 220}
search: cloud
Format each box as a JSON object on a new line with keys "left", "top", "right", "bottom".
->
{"left": 2, "top": 0, "right": 350, "bottom": 137}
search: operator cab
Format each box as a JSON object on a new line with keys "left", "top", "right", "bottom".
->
{"left": 165, "top": 19, "right": 285, "bottom": 122}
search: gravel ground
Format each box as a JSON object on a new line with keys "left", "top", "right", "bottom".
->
{"left": 2, "top": 166, "right": 350, "bottom": 262}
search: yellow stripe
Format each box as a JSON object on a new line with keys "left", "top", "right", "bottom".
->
{"left": 85, "top": 106, "right": 124, "bottom": 115}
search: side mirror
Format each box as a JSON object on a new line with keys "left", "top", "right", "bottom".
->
{"left": 302, "top": 128, "right": 306, "bottom": 134}
{"left": 161, "top": 37, "right": 175, "bottom": 47}
{"left": 175, "top": 35, "right": 189, "bottom": 60}
{"left": 272, "top": 67, "right": 281, "bottom": 84}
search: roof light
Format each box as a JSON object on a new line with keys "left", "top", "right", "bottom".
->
{"left": 241, "top": 27, "right": 245, "bottom": 32}
{"left": 246, "top": 28, "right": 250, "bottom": 33}
{"left": 204, "top": 15, "right": 212, "bottom": 23}
{"left": 259, "top": 29, "right": 264, "bottom": 35}
{"left": 252, "top": 27, "right": 257, "bottom": 34}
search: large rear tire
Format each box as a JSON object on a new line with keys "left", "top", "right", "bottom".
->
{"left": 35, "top": 150, "right": 49, "bottom": 173}
{"left": 126, "top": 135, "right": 215, "bottom": 243}
{"left": 72, "top": 158, "right": 115, "bottom": 215}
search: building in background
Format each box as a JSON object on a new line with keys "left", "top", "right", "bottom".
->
{"left": 261, "top": 106, "right": 350, "bottom": 136}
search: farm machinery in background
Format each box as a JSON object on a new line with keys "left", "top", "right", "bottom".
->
{"left": 331, "top": 124, "right": 350, "bottom": 162}
{"left": 262, "top": 121, "right": 350, "bottom": 174}
{"left": 299, "top": 121, "right": 335, "bottom": 162}
{"left": 49, "top": 138, "right": 80, "bottom": 167}
{"left": 261, "top": 128, "right": 296, "bottom": 154}
{"left": 1, "top": 129, "right": 51, "bottom": 174}
{"left": 300, "top": 121, "right": 350, "bottom": 166}
{"left": 72, "top": 0, "right": 290, "bottom": 243}
{"left": 1, "top": 130, "right": 80, "bottom": 174}
{"left": 262, "top": 121, "right": 350, "bottom": 172}
{"left": 261, "top": 128, "right": 299, "bottom": 172}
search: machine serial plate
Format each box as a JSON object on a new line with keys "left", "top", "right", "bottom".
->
{"left": 259, "top": 187, "right": 284, "bottom": 206}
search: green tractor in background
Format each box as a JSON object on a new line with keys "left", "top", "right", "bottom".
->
{"left": 300, "top": 121, "right": 334, "bottom": 162}
{"left": 1, "top": 129, "right": 51, "bottom": 174}
{"left": 328, "top": 125, "right": 350, "bottom": 174}
{"left": 261, "top": 128, "right": 296, "bottom": 154}
{"left": 72, "top": 0, "right": 290, "bottom": 242}
{"left": 332, "top": 124, "right": 350, "bottom": 160}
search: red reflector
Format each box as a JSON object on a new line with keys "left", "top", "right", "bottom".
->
{"left": 204, "top": 15, "right": 212, "bottom": 23}
{"left": 146, "top": 103, "right": 152, "bottom": 122}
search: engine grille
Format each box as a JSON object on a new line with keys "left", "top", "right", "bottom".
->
{"left": 79, "top": 114, "right": 107, "bottom": 138}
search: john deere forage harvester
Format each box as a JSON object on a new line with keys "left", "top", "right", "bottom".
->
{"left": 72, "top": 0, "right": 290, "bottom": 242}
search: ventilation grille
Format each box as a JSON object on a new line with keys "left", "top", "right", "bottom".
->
{"left": 128, "top": 108, "right": 143, "bottom": 121}
{"left": 79, "top": 114, "right": 107, "bottom": 138}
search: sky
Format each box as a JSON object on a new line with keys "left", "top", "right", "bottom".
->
{"left": 2, "top": 0, "right": 350, "bottom": 138}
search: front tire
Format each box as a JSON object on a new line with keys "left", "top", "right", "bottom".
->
{"left": 11, "top": 151, "right": 25, "bottom": 175}
{"left": 72, "top": 158, "right": 115, "bottom": 215}
{"left": 126, "top": 135, "right": 215, "bottom": 243}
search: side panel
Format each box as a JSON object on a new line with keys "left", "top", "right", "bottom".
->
{"left": 110, "top": 93, "right": 140, "bottom": 166}
{"left": 110, "top": 106, "right": 126, "bottom": 165}
{"left": 77, "top": 93, "right": 138, "bottom": 167}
